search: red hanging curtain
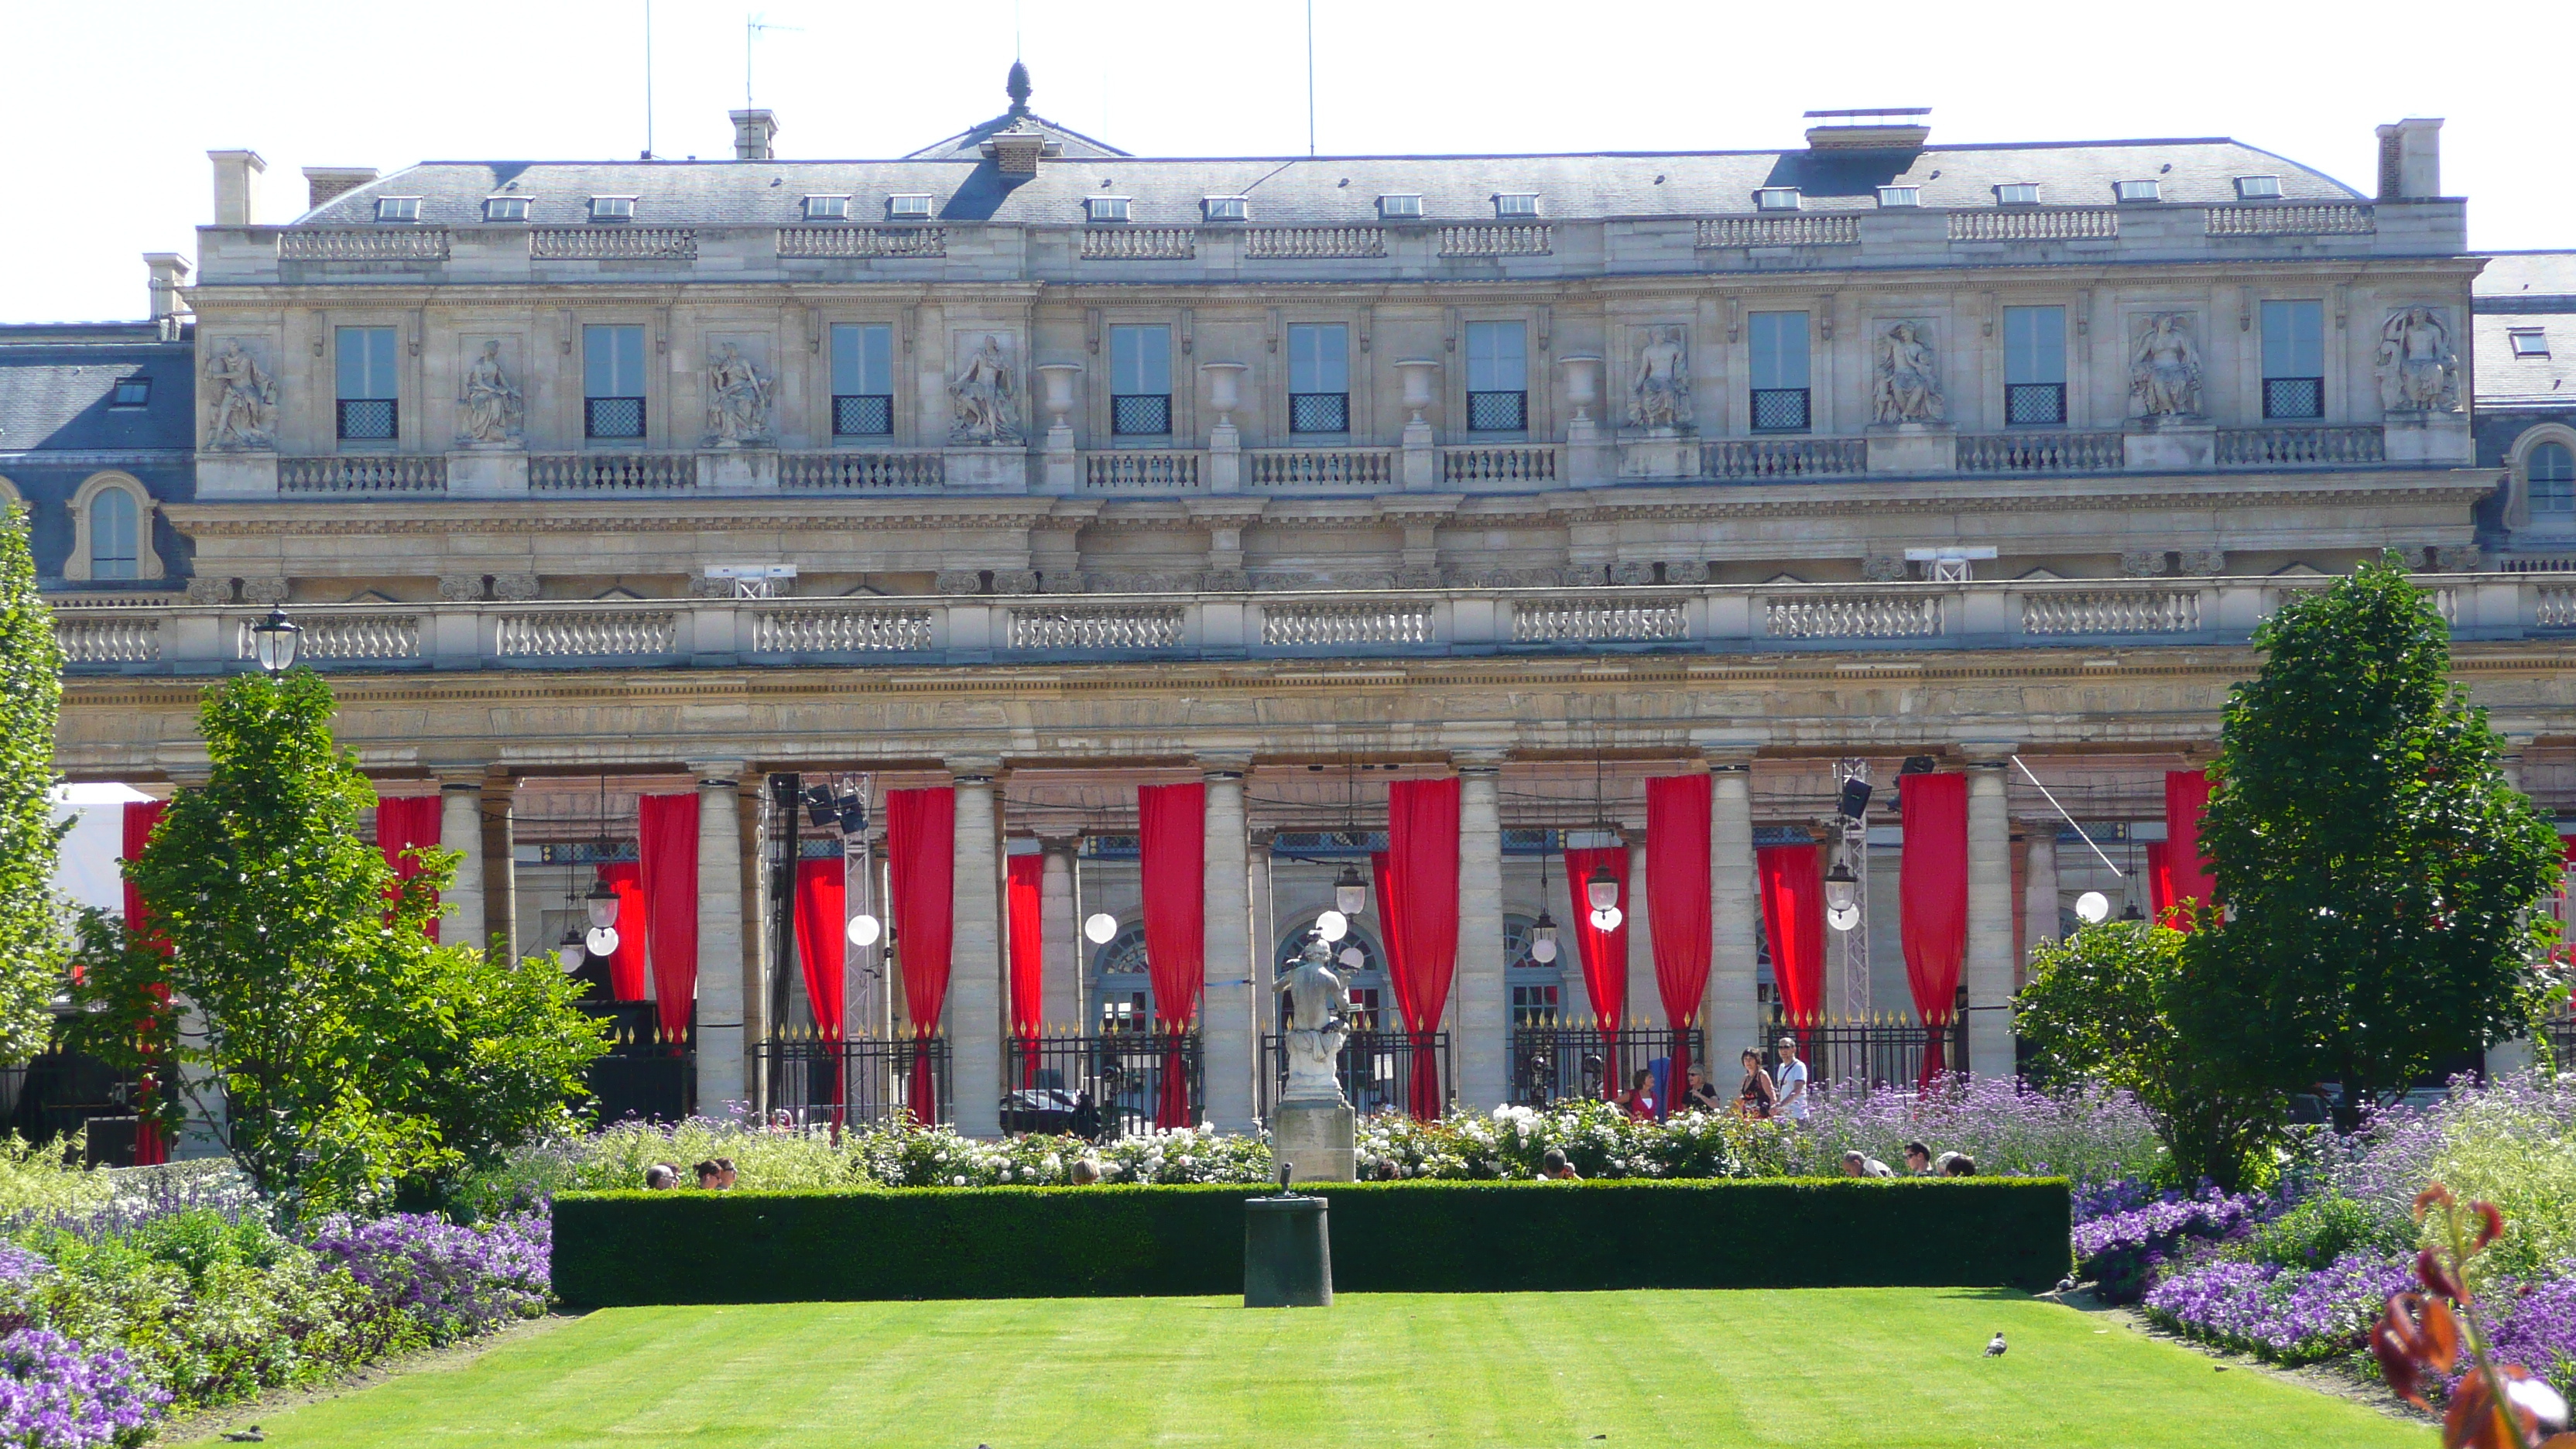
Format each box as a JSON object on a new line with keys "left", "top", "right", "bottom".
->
{"left": 886, "top": 787, "right": 956, "bottom": 1124}
{"left": 1138, "top": 782, "right": 1206, "bottom": 1129}
{"left": 121, "top": 802, "right": 170, "bottom": 1166}
{"left": 2146, "top": 841, "right": 2175, "bottom": 923}
{"left": 1646, "top": 775, "right": 1713, "bottom": 1112}
{"left": 1561, "top": 847, "right": 1629, "bottom": 1030}
{"left": 2163, "top": 769, "right": 2217, "bottom": 929}
{"left": 793, "top": 858, "right": 848, "bottom": 1120}
{"left": 373, "top": 796, "right": 443, "bottom": 941}
{"left": 1899, "top": 773, "right": 1968, "bottom": 1088}
{"left": 636, "top": 794, "right": 700, "bottom": 1045}
{"left": 1756, "top": 843, "right": 1826, "bottom": 1029}
{"left": 1006, "top": 855, "right": 1044, "bottom": 1089}
{"left": 595, "top": 863, "right": 649, "bottom": 1001}
{"left": 1382, "top": 777, "right": 1460, "bottom": 1120}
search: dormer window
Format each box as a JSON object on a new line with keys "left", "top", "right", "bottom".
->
{"left": 1755, "top": 187, "right": 1802, "bottom": 211}
{"left": 1202, "top": 196, "right": 1248, "bottom": 222}
{"left": 1377, "top": 194, "right": 1423, "bottom": 219}
{"left": 109, "top": 377, "right": 151, "bottom": 409}
{"left": 1494, "top": 194, "right": 1540, "bottom": 218}
{"left": 2234, "top": 175, "right": 2283, "bottom": 200}
{"left": 1995, "top": 183, "right": 2041, "bottom": 206}
{"left": 1085, "top": 196, "right": 1132, "bottom": 224}
{"left": 2511, "top": 329, "right": 2552, "bottom": 359}
{"left": 482, "top": 196, "right": 529, "bottom": 222}
{"left": 1875, "top": 186, "right": 1920, "bottom": 207}
{"left": 887, "top": 194, "right": 935, "bottom": 220}
{"left": 588, "top": 196, "right": 636, "bottom": 223}
{"left": 2113, "top": 179, "right": 2160, "bottom": 203}
{"left": 373, "top": 197, "right": 420, "bottom": 223}
{"left": 802, "top": 195, "right": 851, "bottom": 221}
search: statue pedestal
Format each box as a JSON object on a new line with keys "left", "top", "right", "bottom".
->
{"left": 1865, "top": 423, "right": 1957, "bottom": 475}
{"left": 696, "top": 449, "right": 778, "bottom": 493}
{"left": 2382, "top": 413, "right": 2472, "bottom": 466}
{"left": 944, "top": 445, "right": 1033, "bottom": 495}
{"left": 1617, "top": 428, "right": 1697, "bottom": 480}
{"left": 2122, "top": 418, "right": 2215, "bottom": 471}
{"left": 1566, "top": 416, "right": 1613, "bottom": 486}
{"left": 196, "top": 452, "right": 279, "bottom": 500}
{"left": 1272, "top": 1098, "right": 1355, "bottom": 1183}
{"left": 449, "top": 446, "right": 528, "bottom": 496}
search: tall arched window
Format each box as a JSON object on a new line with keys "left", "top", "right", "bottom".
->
{"left": 88, "top": 488, "right": 139, "bottom": 579}
{"left": 2533, "top": 442, "right": 2576, "bottom": 516}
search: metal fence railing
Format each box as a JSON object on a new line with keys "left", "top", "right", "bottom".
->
{"left": 1003, "top": 1029, "right": 1201, "bottom": 1140}
{"left": 751, "top": 1035, "right": 951, "bottom": 1129}
{"left": 581, "top": 1002, "right": 694, "bottom": 1125}
{"left": 1768, "top": 1012, "right": 1971, "bottom": 1090}
{"left": 1258, "top": 1030, "right": 1452, "bottom": 1122}
{"left": 1509, "top": 1025, "right": 1705, "bottom": 1112}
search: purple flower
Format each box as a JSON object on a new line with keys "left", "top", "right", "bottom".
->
{"left": 0, "top": 1327, "right": 170, "bottom": 1448}
{"left": 305, "top": 1212, "right": 550, "bottom": 1346}
{"left": 2143, "top": 1252, "right": 2415, "bottom": 1363}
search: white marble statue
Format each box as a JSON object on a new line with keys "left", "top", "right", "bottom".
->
{"left": 949, "top": 333, "right": 1023, "bottom": 444}
{"left": 457, "top": 340, "right": 524, "bottom": 444}
{"left": 1274, "top": 933, "right": 1351, "bottom": 1105}
{"left": 2129, "top": 313, "right": 2204, "bottom": 419}
{"left": 204, "top": 338, "right": 277, "bottom": 450}
{"left": 1872, "top": 320, "right": 1945, "bottom": 424}
{"left": 2378, "top": 307, "right": 2461, "bottom": 413}
{"left": 1625, "top": 325, "right": 1692, "bottom": 431}
{"left": 704, "top": 343, "right": 774, "bottom": 446}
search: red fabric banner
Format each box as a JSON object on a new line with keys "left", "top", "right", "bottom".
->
{"left": 793, "top": 858, "right": 848, "bottom": 1119}
{"left": 1646, "top": 775, "right": 1714, "bottom": 1107}
{"left": 886, "top": 787, "right": 956, "bottom": 1124}
{"left": 1756, "top": 844, "right": 1826, "bottom": 1028}
{"left": 375, "top": 796, "right": 442, "bottom": 942}
{"left": 1006, "top": 855, "right": 1044, "bottom": 1088}
{"left": 1900, "top": 772, "right": 1969, "bottom": 1086}
{"left": 636, "top": 794, "right": 700, "bottom": 1044}
{"left": 1561, "top": 847, "right": 1629, "bottom": 1029}
{"left": 120, "top": 802, "right": 170, "bottom": 1166}
{"left": 2162, "top": 769, "right": 2217, "bottom": 929}
{"left": 1382, "top": 777, "right": 1461, "bottom": 1120}
{"left": 2146, "top": 841, "right": 2174, "bottom": 923}
{"left": 595, "top": 863, "right": 649, "bottom": 1002}
{"left": 1139, "top": 782, "right": 1207, "bottom": 1128}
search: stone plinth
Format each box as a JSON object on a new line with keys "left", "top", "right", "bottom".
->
{"left": 2382, "top": 413, "right": 2472, "bottom": 466}
{"left": 1865, "top": 423, "right": 1956, "bottom": 474}
{"left": 697, "top": 449, "right": 778, "bottom": 492}
{"left": 1566, "top": 416, "right": 1613, "bottom": 486}
{"left": 944, "top": 445, "right": 1033, "bottom": 494}
{"left": 196, "top": 453, "right": 279, "bottom": 498}
{"left": 1617, "top": 429, "right": 1697, "bottom": 480}
{"left": 2122, "top": 419, "right": 2215, "bottom": 471}
{"left": 449, "top": 447, "right": 529, "bottom": 496}
{"left": 1272, "top": 1098, "right": 1355, "bottom": 1183}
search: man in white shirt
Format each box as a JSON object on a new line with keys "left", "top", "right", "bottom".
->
{"left": 1773, "top": 1036, "right": 1811, "bottom": 1122}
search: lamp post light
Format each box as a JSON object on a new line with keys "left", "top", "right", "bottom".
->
{"left": 1584, "top": 864, "right": 1619, "bottom": 913}
{"left": 1823, "top": 861, "right": 1858, "bottom": 914}
{"left": 248, "top": 608, "right": 302, "bottom": 675}
{"left": 1333, "top": 863, "right": 1368, "bottom": 917}
{"left": 1529, "top": 909, "right": 1560, "bottom": 964}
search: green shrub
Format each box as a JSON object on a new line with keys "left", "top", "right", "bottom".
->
{"left": 2424, "top": 1089, "right": 2576, "bottom": 1284}
{"left": 0, "top": 1132, "right": 113, "bottom": 1214}
{"left": 2235, "top": 1194, "right": 2406, "bottom": 1271}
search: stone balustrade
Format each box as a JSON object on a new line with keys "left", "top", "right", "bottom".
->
{"left": 2212, "top": 426, "right": 2386, "bottom": 467}
{"left": 528, "top": 227, "right": 699, "bottom": 260}
{"left": 278, "top": 228, "right": 451, "bottom": 261}
{"left": 1245, "top": 447, "right": 1394, "bottom": 491}
{"left": 1439, "top": 444, "right": 1559, "bottom": 485}
{"left": 528, "top": 453, "right": 697, "bottom": 492}
{"left": 1703, "top": 438, "right": 1869, "bottom": 480}
{"left": 236, "top": 612, "right": 422, "bottom": 661}
{"left": 1242, "top": 227, "right": 1386, "bottom": 259}
{"left": 1957, "top": 431, "right": 2124, "bottom": 474}
{"left": 1437, "top": 224, "right": 1552, "bottom": 257}
{"left": 279, "top": 456, "right": 450, "bottom": 495}
{"left": 1083, "top": 450, "right": 1204, "bottom": 492}
{"left": 777, "top": 450, "right": 946, "bottom": 492}
{"left": 1946, "top": 209, "right": 2119, "bottom": 242}
{"left": 776, "top": 226, "right": 947, "bottom": 259}
{"left": 1080, "top": 228, "right": 1197, "bottom": 261}
{"left": 2204, "top": 204, "right": 2376, "bottom": 236}
{"left": 1696, "top": 216, "right": 1860, "bottom": 248}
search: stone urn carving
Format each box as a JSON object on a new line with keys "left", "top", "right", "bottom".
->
{"left": 1559, "top": 355, "right": 1603, "bottom": 424}
{"left": 1395, "top": 359, "right": 1440, "bottom": 426}
{"left": 1034, "top": 363, "right": 1082, "bottom": 434}
{"left": 1199, "top": 361, "right": 1249, "bottom": 428}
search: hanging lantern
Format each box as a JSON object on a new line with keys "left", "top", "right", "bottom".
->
{"left": 1083, "top": 912, "right": 1118, "bottom": 944}
{"left": 1316, "top": 909, "right": 1349, "bottom": 943}
{"left": 2074, "top": 891, "right": 2112, "bottom": 924}
{"left": 584, "top": 877, "right": 621, "bottom": 930}
{"left": 1334, "top": 864, "right": 1368, "bottom": 916}
{"left": 1588, "top": 906, "right": 1623, "bottom": 933}
{"left": 1823, "top": 860, "right": 1858, "bottom": 913}
{"left": 1529, "top": 909, "right": 1560, "bottom": 964}
{"left": 1338, "top": 945, "right": 1365, "bottom": 969}
{"left": 248, "top": 608, "right": 302, "bottom": 675}
{"left": 847, "top": 913, "right": 882, "bottom": 947}
{"left": 585, "top": 925, "right": 620, "bottom": 957}
{"left": 555, "top": 929, "right": 586, "bottom": 972}
{"left": 1584, "top": 863, "right": 1620, "bottom": 913}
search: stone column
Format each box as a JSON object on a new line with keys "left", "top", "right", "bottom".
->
{"left": 1201, "top": 763, "right": 1256, "bottom": 1132}
{"left": 2491, "top": 738, "right": 2541, "bottom": 1077}
{"left": 478, "top": 776, "right": 520, "bottom": 961}
{"left": 1707, "top": 759, "right": 1762, "bottom": 1067}
{"left": 948, "top": 766, "right": 1005, "bottom": 1138}
{"left": 739, "top": 776, "right": 769, "bottom": 1112}
{"left": 1965, "top": 758, "right": 2016, "bottom": 1076}
{"left": 2022, "top": 821, "right": 2060, "bottom": 969}
{"left": 692, "top": 763, "right": 748, "bottom": 1114}
{"left": 1625, "top": 838, "right": 1655, "bottom": 1028}
{"left": 437, "top": 773, "right": 486, "bottom": 952}
{"left": 1454, "top": 759, "right": 1509, "bottom": 1112}
{"left": 1040, "top": 841, "right": 1078, "bottom": 1031}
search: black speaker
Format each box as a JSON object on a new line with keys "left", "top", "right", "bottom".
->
{"left": 1835, "top": 778, "right": 1872, "bottom": 820}
{"left": 1900, "top": 755, "right": 1940, "bottom": 776}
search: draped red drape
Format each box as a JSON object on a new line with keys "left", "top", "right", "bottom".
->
{"left": 1006, "top": 855, "right": 1044, "bottom": 1089}
{"left": 2162, "top": 769, "right": 2216, "bottom": 929}
{"left": 2146, "top": 841, "right": 2174, "bottom": 922}
{"left": 121, "top": 802, "right": 170, "bottom": 1166}
{"left": 1138, "top": 782, "right": 1206, "bottom": 1128}
{"left": 793, "top": 858, "right": 848, "bottom": 1118}
{"left": 1381, "top": 777, "right": 1461, "bottom": 1119}
{"left": 1562, "top": 845, "right": 1629, "bottom": 1065}
{"left": 1899, "top": 772, "right": 1968, "bottom": 1087}
{"left": 886, "top": 787, "right": 955, "bottom": 1124}
{"left": 1757, "top": 843, "right": 1826, "bottom": 1029}
{"left": 636, "top": 794, "right": 700, "bottom": 1045}
{"left": 374, "top": 796, "right": 443, "bottom": 941}
{"left": 595, "top": 862, "right": 649, "bottom": 1002}
{"left": 1646, "top": 775, "right": 1713, "bottom": 1110}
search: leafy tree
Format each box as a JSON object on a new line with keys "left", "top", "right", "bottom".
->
{"left": 0, "top": 506, "right": 68, "bottom": 1063}
{"left": 2181, "top": 554, "right": 2564, "bottom": 1123}
{"left": 2018, "top": 920, "right": 2284, "bottom": 1189}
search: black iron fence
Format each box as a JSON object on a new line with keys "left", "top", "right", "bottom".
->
{"left": 1510, "top": 1025, "right": 1705, "bottom": 1111}
{"left": 1003, "top": 1029, "right": 1202, "bottom": 1141}
{"left": 6, "top": 1030, "right": 150, "bottom": 1166}
{"left": 581, "top": 1002, "right": 694, "bottom": 1125}
{"left": 1768, "top": 1013, "right": 1971, "bottom": 1091}
{"left": 1258, "top": 1030, "right": 1452, "bottom": 1122}
{"left": 752, "top": 1034, "right": 951, "bottom": 1129}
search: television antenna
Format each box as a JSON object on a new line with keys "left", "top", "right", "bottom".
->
{"left": 746, "top": 12, "right": 803, "bottom": 108}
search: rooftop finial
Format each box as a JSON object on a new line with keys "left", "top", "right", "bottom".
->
{"left": 1005, "top": 60, "right": 1032, "bottom": 117}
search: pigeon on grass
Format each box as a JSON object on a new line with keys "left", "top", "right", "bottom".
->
{"left": 1985, "top": 1333, "right": 2008, "bottom": 1358}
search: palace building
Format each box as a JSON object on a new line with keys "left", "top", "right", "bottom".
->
{"left": 16, "top": 67, "right": 2574, "bottom": 1146}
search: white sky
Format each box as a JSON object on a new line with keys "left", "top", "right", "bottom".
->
{"left": 3, "top": 0, "right": 2569, "bottom": 324}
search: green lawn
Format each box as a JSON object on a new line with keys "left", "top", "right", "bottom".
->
{"left": 221, "top": 1290, "right": 2429, "bottom": 1447}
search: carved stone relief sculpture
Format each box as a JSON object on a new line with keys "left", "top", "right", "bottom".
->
{"left": 2377, "top": 307, "right": 2461, "bottom": 413}
{"left": 457, "top": 341, "right": 525, "bottom": 444}
{"left": 948, "top": 333, "right": 1023, "bottom": 444}
{"left": 703, "top": 342, "right": 774, "bottom": 446}
{"left": 1624, "top": 325, "right": 1692, "bottom": 431}
{"left": 1871, "top": 321, "right": 1945, "bottom": 425}
{"left": 203, "top": 338, "right": 277, "bottom": 450}
{"left": 2129, "top": 313, "right": 2204, "bottom": 419}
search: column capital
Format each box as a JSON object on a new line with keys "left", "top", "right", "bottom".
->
{"left": 1704, "top": 750, "right": 1756, "bottom": 773}
{"left": 1195, "top": 749, "right": 1255, "bottom": 776}
{"left": 1958, "top": 742, "right": 2019, "bottom": 768}
{"left": 687, "top": 759, "right": 749, "bottom": 786}
{"left": 944, "top": 755, "right": 1002, "bottom": 783}
{"left": 1451, "top": 747, "right": 1507, "bottom": 774}
{"left": 436, "top": 772, "right": 490, "bottom": 793}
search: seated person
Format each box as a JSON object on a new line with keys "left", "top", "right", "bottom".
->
{"left": 1620, "top": 1068, "right": 1658, "bottom": 1120}
{"left": 1903, "top": 1142, "right": 1934, "bottom": 1176}
{"left": 694, "top": 1157, "right": 738, "bottom": 1190}
{"left": 1538, "top": 1148, "right": 1581, "bottom": 1180}
{"left": 1681, "top": 1066, "right": 1725, "bottom": 1114}
{"left": 1839, "top": 1149, "right": 1896, "bottom": 1178}
{"left": 644, "top": 1162, "right": 678, "bottom": 1190}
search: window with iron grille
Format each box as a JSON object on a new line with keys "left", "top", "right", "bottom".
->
{"left": 2530, "top": 442, "right": 2575, "bottom": 515}
{"left": 830, "top": 323, "right": 894, "bottom": 436}
{"left": 335, "top": 326, "right": 399, "bottom": 440}
{"left": 584, "top": 324, "right": 647, "bottom": 438}
{"left": 1465, "top": 320, "right": 1527, "bottom": 432}
{"left": 1109, "top": 324, "right": 1172, "bottom": 435}
{"left": 2260, "top": 300, "right": 2325, "bottom": 419}
{"left": 1288, "top": 323, "right": 1349, "bottom": 433}
{"left": 1750, "top": 389, "right": 1810, "bottom": 432}
{"left": 1749, "top": 311, "right": 1811, "bottom": 433}
{"left": 2003, "top": 306, "right": 2067, "bottom": 425}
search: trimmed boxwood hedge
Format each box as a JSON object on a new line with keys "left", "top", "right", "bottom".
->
{"left": 553, "top": 1178, "right": 2070, "bottom": 1307}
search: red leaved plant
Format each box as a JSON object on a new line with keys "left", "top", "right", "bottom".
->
{"left": 2373, "top": 1185, "right": 2576, "bottom": 1449}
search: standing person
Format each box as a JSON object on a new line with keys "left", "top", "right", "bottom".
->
{"left": 1620, "top": 1068, "right": 1657, "bottom": 1120}
{"left": 1735, "top": 1048, "right": 1776, "bottom": 1119}
{"left": 1681, "top": 1065, "right": 1725, "bottom": 1114}
{"left": 1772, "top": 1036, "right": 1812, "bottom": 1122}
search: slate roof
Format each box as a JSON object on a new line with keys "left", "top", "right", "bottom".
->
{"left": 0, "top": 323, "right": 193, "bottom": 454}
{"left": 2475, "top": 252, "right": 2576, "bottom": 408}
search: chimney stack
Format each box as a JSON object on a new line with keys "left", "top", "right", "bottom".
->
{"left": 2376, "top": 118, "right": 2442, "bottom": 200}
{"left": 143, "top": 253, "right": 191, "bottom": 322}
{"left": 207, "top": 149, "right": 265, "bottom": 225}
{"left": 731, "top": 109, "right": 778, "bottom": 162}
{"left": 302, "top": 166, "right": 379, "bottom": 211}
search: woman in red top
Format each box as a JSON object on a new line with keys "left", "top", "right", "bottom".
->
{"left": 1620, "top": 1068, "right": 1657, "bottom": 1120}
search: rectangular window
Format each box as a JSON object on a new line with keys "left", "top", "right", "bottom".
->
{"left": 2235, "top": 175, "right": 2283, "bottom": 200}
{"left": 1202, "top": 196, "right": 1248, "bottom": 221}
{"left": 588, "top": 196, "right": 635, "bottom": 222}
{"left": 1995, "top": 183, "right": 2042, "bottom": 205}
{"left": 1876, "top": 186, "right": 1920, "bottom": 207}
{"left": 2003, "top": 306, "right": 2067, "bottom": 426}
{"left": 2511, "top": 329, "right": 2551, "bottom": 359}
{"left": 109, "top": 377, "right": 150, "bottom": 408}
{"left": 2114, "top": 179, "right": 2160, "bottom": 203}
{"left": 2261, "top": 300, "right": 2326, "bottom": 419}
{"left": 483, "top": 195, "right": 529, "bottom": 222}
{"left": 1464, "top": 320, "right": 1528, "bottom": 432}
{"left": 1509, "top": 982, "right": 1560, "bottom": 1029}
{"left": 1748, "top": 311, "right": 1811, "bottom": 433}
{"left": 829, "top": 323, "right": 894, "bottom": 437}
{"left": 1085, "top": 196, "right": 1131, "bottom": 224}
{"left": 887, "top": 194, "right": 934, "bottom": 220}
{"left": 1287, "top": 323, "right": 1350, "bottom": 433}
{"left": 1108, "top": 324, "right": 1173, "bottom": 436}
{"left": 374, "top": 197, "right": 420, "bottom": 223}
{"left": 1755, "top": 187, "right": 1802, "bottom": 211}
{"left": 584, "top": 324, "right": 648, "bottom": 438}
{"left": 334, "top": 326, "right": 399, "bottom": 440}
{"left": 1494, "top": 194, "right": 1540, "bottom": 218}
{"left": 803, "top": 195, "right": 851, "bottom": 221}
{"left": 1376, "top": 194, "right": 1423, "bottom": 219}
